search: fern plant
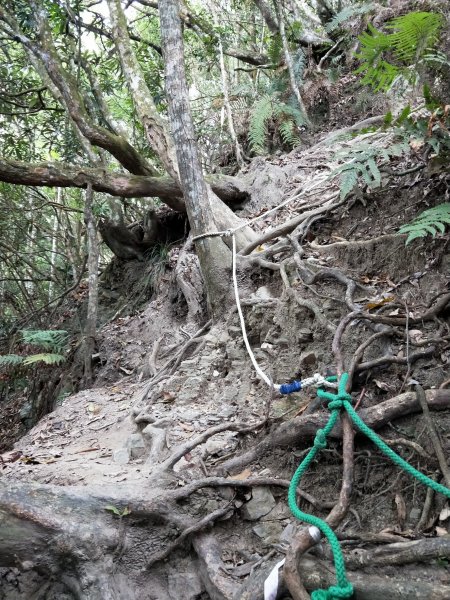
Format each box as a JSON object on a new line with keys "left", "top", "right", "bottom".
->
{"left": 0, "top": 329, "right": 68, "bottom": 369}
{"left": 330, "top": 140, "right": 408, "bottom": 200}
{"left": 326, "top": 2, "right": 374, "bottom": 33}
{"left": 249, "top": 93, "right": 306, "bottom": 153}
{"left": 399, "top": 204, "right": 450, "bottom": 244}
{"left": 355, "top": 12, "right": 444, "bottom": 91}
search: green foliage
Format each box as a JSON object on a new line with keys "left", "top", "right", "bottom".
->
{"left": 21, "top": 329, "right": 69, "bottom": 353}
{"left": 325, "top": 3, "right": 374, "bottom": 33}
{"left": 387, "top": 94, "right": 450, "bottom": 159}
{"left": 355, "top": 12, "right": 444, "bottom": 90}
{"left": 105, "top": 505, "right": 131, "bottom": 518}
{"left": 331, "top": 141, "right": 408, "bottom": 200}
{"left": 399, "top": 204, "right": 450, "bottom": 244}
{"left": 0, "top": 354, "right": 24, "bottom": 368}
{"left": 267, "top": 34, "right": 283, "bottom": 64}
{"left": 249, "top": 94, "right": 305, "bottom": 154}
{"left": 0, "top": 330, "right": 68, "bottom": 373}
{"left": 22, "top": 353, "right": 66, "bottom": 366}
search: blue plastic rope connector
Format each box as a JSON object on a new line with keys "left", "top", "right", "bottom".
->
{"left": 279, "top": 380, "right": 302, "bottom": 394}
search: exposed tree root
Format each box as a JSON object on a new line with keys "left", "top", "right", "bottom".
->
{"left": 219, "top": 389, "right": 450, "bottom": 474}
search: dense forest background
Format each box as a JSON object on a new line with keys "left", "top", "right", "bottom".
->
{"left": 1, "top": 1, "right": 450, "bottom": 599}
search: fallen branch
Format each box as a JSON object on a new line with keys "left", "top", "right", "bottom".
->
{"left": 219, "top": 389, "right": 450, "bottom": 474}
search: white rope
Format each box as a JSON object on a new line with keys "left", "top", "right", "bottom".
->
{"left": 231, "top": 233, "right": 273, "bottom": 388}
{"left": 231, "top": 233, "right": 329, "bottom": 391}
{"left": 191, "top": 177, "right": 336, "bottom": 391}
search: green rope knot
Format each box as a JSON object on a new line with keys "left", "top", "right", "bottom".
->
{"left": 311, "top": 582, "right": 354, "bottom": 599}
{"left": 328, "top": 398, "right": 346, "bottom": 410}
{"left": 313, "top": 429, "right": 327, "bottom": 449}
{"left": 318, "top": 373, "right": 352, "bottom": 410}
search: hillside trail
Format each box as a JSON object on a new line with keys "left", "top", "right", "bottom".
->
{"left": 1, "top": 119, "right": 450, "bottom": 599}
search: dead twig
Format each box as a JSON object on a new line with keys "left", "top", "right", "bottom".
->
{"left": 415, "top": 384, "right": 450, "bottom": 489}
{"left": 145, "top": 502, "right": 234, "bottom": 569}
{"left": 154, "top": 419, "right": 267, "bottom": 475}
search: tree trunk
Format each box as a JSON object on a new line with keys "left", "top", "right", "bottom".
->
{"left": 83, "top": 183, "right": 99, "bottom": 387}
{"left": 158, "top": 0, "right": 237, "bottom": 313}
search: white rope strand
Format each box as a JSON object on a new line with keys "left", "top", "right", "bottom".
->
{"left": 231, "top": 233, "right": 274, "bottom": 388}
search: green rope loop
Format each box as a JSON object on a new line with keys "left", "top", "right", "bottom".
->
{"left": 313, "top": 429, "right": 327, "bottom": 449}
{"left": 311, "top": 582, "right": 355, "bottom": 599}
{"left": 288, "top": 371, "right": 450, "bottom": 599}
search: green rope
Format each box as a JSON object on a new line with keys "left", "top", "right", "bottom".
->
{"left": 288, "top": 372, "right": 450, "bottom": 599}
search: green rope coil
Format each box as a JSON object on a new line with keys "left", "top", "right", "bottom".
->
{"left": 288, "top": 372, "right": 450, "bottom": 599}
{"left": 288, "top": 375, "right": 354, "bottom": 599}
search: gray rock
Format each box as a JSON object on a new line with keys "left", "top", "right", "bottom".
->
{"left": 126, "top": 433, "right": 146, "bottom": 458}
{"left": 113, "top": 448, "right": 130, "bottom": 465}
{"left": 227, "top": 326, "right": 242, "bottom": 338}
{"left": 252, "top": 521, "right": 283, "bottom": 543}
{"left": 227, "top": 345, "right": 243, "bottom": 360}
{"left": 241, "top": 487, "right": 276, "bottom": 520}
{"left": 255, "top": 286, "right": 273, "bottom": 300}
{"left": 219, "top": 405, "right": 237, "bottom": 418}
{"left": 280, "top": 522, "right": 297, "bottom": 544}
{"left": 263, "top": 502, "right": 291, "bottom": 520}
{"left": 300, "top": 351, "right": 317, "bottom": 368}
{"left": 297, "top": 328, "right": 313, "bottom": 343}
{"left": 168, "top": 569, "right": 203, "bottom": 600}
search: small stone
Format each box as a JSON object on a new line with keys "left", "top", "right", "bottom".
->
{"left": 263, "top": 502, "right": 291, "bottom": 520}
{"left": 113, "top": 448, "right": 130, "bottom": 465}
{"left": 126, "top": 433, "right": 146, "bottom": 458}
{"left": 280, "top": 522, "right": 296, "bottom": 544}
{"left": 297, "top": 329, "right": 313, "bottom": 343}
{"left": 227, "top": 326, "right": 242, "bottom": 338}
{"left": 219, "top": 406, "right": 237, "bottom": 418}
{"left": 300, "top": 351, "right": 317, "bottom": 368}
{"left": 168, "top": 570, "right": 203, "bottom": 600}
{"left": 241, "top": 487, "right": 276, "bottom": 520}
{"left": 255, "top": 286, "right": 273, "bottom": 300}
{"left": 227, "top": 346, "right": 242, "bottom": 360}
{"left": 252, "top": 521, "right": 283, "bottom": 543}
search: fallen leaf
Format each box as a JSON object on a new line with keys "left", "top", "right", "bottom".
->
{"left": 228, "top": 468, "right": 252, "bottom": 481}
{"left": 365, "top": 296, "right": 395, "bottom": 310}
{"left": 161, "top": 391, "right": 176, "bottom": 403}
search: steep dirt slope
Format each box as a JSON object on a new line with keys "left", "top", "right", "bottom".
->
{"left": 1, "top": 128, "right": 450, "bottom": 599}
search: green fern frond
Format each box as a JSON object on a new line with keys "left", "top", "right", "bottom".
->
{"left": 279, "top": 120, "right": 300, "bottom": 147}
{"left": 21, "top": 329, "right": 68, "bottom": 352}
{"left": 356, "top": 12, "right": 443, "bottom": 91}
{"left": 22, "top": 353, "right": 66, "bottom": 366}
{"left": 331, "top": 139, "right": 408, "bottom": 199}
{"left": 339, "top": 168, "right": 358, "bottom": 200}
{"left": 268, "top": 34, "right": 283, "bottom": 64}
{"left": 386, "top": 12, "right": 442, "bottom": 61}
{"left": 249, "top": 95, "right": 273, "bottom": 153}
{"left": 326, "top": 3, "right": 374, "bottom": 33}
{"left": 292, "top": 49, "right": 306, "bottom": 82}
{"left": 399, "top": 203, "right": 450, "bottom": 244}
{"left": 249, "top": 94, "right": 305, "bottom": 154}
{"left": 0, "top": 354, "right": 24, "bottom": 367}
